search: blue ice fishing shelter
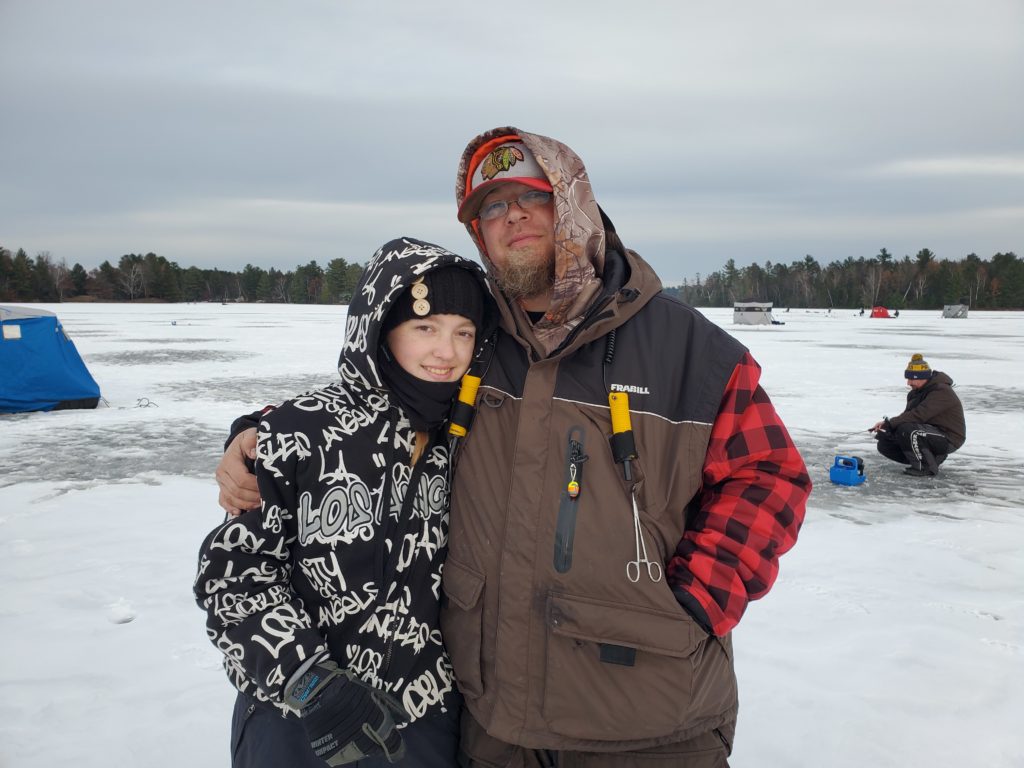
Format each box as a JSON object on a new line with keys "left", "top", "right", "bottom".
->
{"left": 0, "top": 305, "right": 100, "bottom": 413}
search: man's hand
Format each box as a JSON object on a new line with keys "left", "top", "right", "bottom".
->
{"left": 216, "top": 428, "right": 260, "bottom": 515}
{"left": 869, "top": 418, "right": 892, "bottom": 434}
{"left": 287, "top": 661, "right": 406, "bottom": 766}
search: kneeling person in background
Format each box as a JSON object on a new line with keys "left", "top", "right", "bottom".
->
{"left": 869, "top": 353, "right": 966, "bottom": 477}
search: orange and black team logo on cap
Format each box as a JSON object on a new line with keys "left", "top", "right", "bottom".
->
{"left": 480, "top": 145, "right": 525, "bottom": 181}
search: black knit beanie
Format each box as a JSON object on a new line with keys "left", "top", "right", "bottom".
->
{"left": 382, "top": 266, "right": 484, "bottom": 336}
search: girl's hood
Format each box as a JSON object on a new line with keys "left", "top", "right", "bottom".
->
{"left": 337, "top": 237, "right": 494, "bottom": 392}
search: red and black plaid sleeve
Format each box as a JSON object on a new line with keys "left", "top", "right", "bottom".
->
{"left": 667, "top": 351, "right": 811, "bottom": 636}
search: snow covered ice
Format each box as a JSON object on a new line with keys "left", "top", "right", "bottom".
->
{"left": 1, "top": 303, "right": 1021, "bottom": 767}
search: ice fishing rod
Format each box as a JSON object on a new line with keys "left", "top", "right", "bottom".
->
{"left": 834, "top": 428, "right": 875, "bottom": 441}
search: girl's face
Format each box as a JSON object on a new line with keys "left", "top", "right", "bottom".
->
{"left": 386, "top": 314, "right": 477, "bottom": 383}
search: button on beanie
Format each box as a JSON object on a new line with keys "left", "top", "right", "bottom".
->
{"left": 383, "top": 266, "right": 485, "bottom": 337}
{"left": 905, "top": 353, "right": 933, "bottom": 380}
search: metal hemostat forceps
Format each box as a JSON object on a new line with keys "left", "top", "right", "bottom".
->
{"left": 628, "top": 492, "right": 663, "bottom": 583}
{"left": 608, "top": 391, "right": 663, "bottom": 583}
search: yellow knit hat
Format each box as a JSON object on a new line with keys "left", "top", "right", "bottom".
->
{"left": 905, "top": 353, "right": 933, "bottom": 380}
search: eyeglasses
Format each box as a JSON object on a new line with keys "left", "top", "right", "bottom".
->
{"left": 477, "top": 190, "right": 553, "bottom": 221}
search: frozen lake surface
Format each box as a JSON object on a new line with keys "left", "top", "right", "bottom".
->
{"left": 1, "top": 303, "right": 1022, "bottom": 767}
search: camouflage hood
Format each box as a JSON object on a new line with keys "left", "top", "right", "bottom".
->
{"left": 456, "top": 127, "right": 607, "bottom": 355}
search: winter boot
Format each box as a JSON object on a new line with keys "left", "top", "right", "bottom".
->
{"left": 904, "top": 466, "right": 933, "bottom": 477}
{"left": 919, "top": 445, "right": 940, "bottom": 475}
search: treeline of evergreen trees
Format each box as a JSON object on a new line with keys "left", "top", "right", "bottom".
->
{"left": 0, "top": 246, "right": 366, "bottom": 304}
{"left": 4, "top": 244, "right": 1022, "bottom": 309}
{"left": 664, "top": 249, "right": 1023, "bottom": 309}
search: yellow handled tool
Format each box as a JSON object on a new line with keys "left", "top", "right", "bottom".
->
{"left": 449, "top": 374, "right": 481, "bottom": 438}
{"left": 609, "top": 392, "right": 632, "bottom": 434}
{"left": 608, "top": 392, "right": 638, "bottom": 480}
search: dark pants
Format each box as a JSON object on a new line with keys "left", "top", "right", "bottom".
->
{"left": 876, "top": 422, "right": 952, "bottom": 473}
{"left": 457, "top": 710, "right": 731, "bottom": 768}
{"left": 231, "top": 691, "right": 462, "bottom": 768}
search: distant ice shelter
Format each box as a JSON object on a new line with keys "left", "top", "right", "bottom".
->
{"left": 870, "top": 306, "right": 891, "bottom": 318}
{"left": 733, "top": 301, "right": 782, "bottom": 325}
{"left": 0, "top": 305, "right": 101, "bottom": 413}
{"left": 943, "top": 301, "right": 969, "bottom": 318}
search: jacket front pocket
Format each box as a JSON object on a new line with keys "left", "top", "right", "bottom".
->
{"left": 440, "top": 557, "right": 486, "bottom": 699}
{"left": 542, "top": 592, "right": 709, "bottom": 741}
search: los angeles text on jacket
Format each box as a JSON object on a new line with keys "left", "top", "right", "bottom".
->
{"left": 195, "top": 238, "right": 489, "bottom": 723}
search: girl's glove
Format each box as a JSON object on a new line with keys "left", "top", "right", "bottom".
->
{"left": 286, "top": 660, "right": 406, "bottom": 766}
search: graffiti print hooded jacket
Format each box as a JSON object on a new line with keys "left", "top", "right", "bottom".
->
{"left": 195, "top": 238, "right": 492, "bottom": 723}
{"left": 442, "top": 128, "right": 812, "bottom": 754}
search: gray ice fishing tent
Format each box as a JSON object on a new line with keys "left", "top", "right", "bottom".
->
{"left": 942, "top": 302, "right": 969, "bottom": 318}
{"left": 733, "top": 301, "right": 777, "bottom": 325}
{"left": 0, "top": 305, "right": 101, "bottom": 413}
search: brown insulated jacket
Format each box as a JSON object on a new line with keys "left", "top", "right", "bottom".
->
{"left": 443, "top": 127, "right": 810, "bottom": 754}
{"left": 888, "top": 371, "right": 966, "bottom": 449}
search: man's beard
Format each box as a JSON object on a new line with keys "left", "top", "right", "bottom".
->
{"left": 493, "top": 257, "right": 555, "bottom": 303}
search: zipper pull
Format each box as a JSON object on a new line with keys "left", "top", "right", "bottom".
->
{"left": 567, "top": 463, "right": 580, "bottom": 499}
{"left": 566, "top": 439, "right": 586, "bottom": 500}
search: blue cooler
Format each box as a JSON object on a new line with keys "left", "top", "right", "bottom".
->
{"left": 830, "top": 455, "right": 866, "bottom": 486}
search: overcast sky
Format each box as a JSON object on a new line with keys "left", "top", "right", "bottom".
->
{"left": 2, "top": 0, "right": 1021, "bottom": 285}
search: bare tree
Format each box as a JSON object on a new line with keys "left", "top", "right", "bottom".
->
{"left": 272, "top": 274, "right": 290, "bottom": 303}
{"left": 971, "top": 266, "right": 987, "bottom": 306}
{"left": 49, "top": 258, "right": 73, "bottom": 301}
{"left": 120, "top": 262, "right": 144, "bottom": 301}
{"left": 794, "top": 270, "right": 813, "bottom": 306}
{"left": 862, "top": 265, "right": 881, "bottom": 306}
{"left": 912, "top": 248, "right": 935, "bottom": 302}
{"left": 913, "top": 272, "right": 928, "bottom": 301}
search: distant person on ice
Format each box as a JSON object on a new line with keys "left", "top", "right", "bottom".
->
{"left": 868, "top": 353, "right": 965, "bottom": 477}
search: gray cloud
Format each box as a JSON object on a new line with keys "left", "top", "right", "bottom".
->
{"left": 1, "top": 0, "right": 1021, "bottom": 282}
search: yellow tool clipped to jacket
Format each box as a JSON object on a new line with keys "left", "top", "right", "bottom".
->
{"left": 449, "top": 374, "right": 482, "bottom": 438}
{"left": 608, "top": 391, "right": 638, "bottom": 481}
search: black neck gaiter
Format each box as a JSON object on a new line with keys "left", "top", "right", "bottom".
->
{"left": 379, "top": 350, "right": 460, "bottom": 433}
